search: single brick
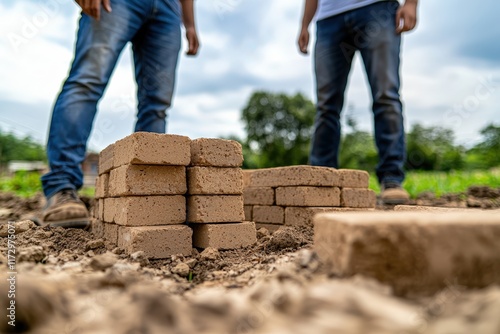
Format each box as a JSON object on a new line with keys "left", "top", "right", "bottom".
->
{"left": 255, "top": 223, "right": 282, "bottom": 233}
{"left": 394, "top": 205, "right": 481, "bottom": 212}
{"left": 99, "top": 144, "right": 114, "bottom": 175}
{"left": 314, "top": 211, "right": 500, "bottom": 296}
{"left": 249, "top": 166, "right": 340, "bottom": 188}
{"left": 104, "top": 222, "right": 119, "bottom": 246}
{"left": 243, "top": 187, "right": 275, "bottom": 205}
{"left": 108, "top": 165, "right": 186, "bottom": 197}
{"left": 113, "top": 196, "right": 186, "bottom": 226}
{"left": 95, "top": 173, "right": 109, "bottom": 199}
{"left": 276, "top": 186, "right": 341, "bottom": 207}
{"left": 338, "top": 169, "right": 369, "bottom": 188}
{"left": 103, "top": 198, "right": 116, "bottom": 223}
{"left": 285, "top": 207, "right": 374, "bottom": 227}
{"left": 118, "top": 225, "right": 192, "bottom": 258}
{"left": 191, "top": 138, "right": 243, "bottom": 167}
{"left": 253, "top": 206, "right": 284, "bottom": 224}
{"left": 242, "top": 169, "right": 255, "bottom": 188}
{"left": 191, "top": 222, "right": 257, "bottom": 250}
{"left": 92, "top": 198, "right": 100, "bottom": 220}
{"left": 91, "top": 219, "right": 104, "bottom": 239}
{"left": 244, "top": 205, "right": 253, "bottom": 221}
{"left": 187, "top": 196, "right": 244, "bottom": 223}
{"left": 98, "top": 199, "right": 104, "bottom": 221}
{"left": 341, "top": 188, "right": 376, "bottom": 208}
{"left": 187, "top": 167, "right": 243, "bottom": 195}
{"left": 113, "top": 132, "right": 191, "bottom": 167}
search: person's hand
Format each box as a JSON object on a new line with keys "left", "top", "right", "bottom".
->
{"left": 75, "top": 0, "right": 112, "bottom": 21}
{"left": 298, "top": 27, "right": 310, "bottom": 54}
{"left": 185, "top": 27, "right": 199, "bottom": 56}
{"left": 396, "top": 1, "right": 417, "bottom": 33}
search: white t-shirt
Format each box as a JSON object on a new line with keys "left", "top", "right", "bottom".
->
{"left": 316, "top": 0, "right": 388, "bottom": 21}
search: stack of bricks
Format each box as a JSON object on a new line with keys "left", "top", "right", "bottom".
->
{"left": 243, "top": 166, "right": 376, "bottom": 231}
{"left": 93, "top": 132, "right": 256, "bottom": 259}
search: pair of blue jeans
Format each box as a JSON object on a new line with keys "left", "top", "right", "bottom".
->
{"left": 310, "top": 1, "right": 405, "bottom": 186}
{"left": 42, "top": 0, "right": 182, "bottom": 198}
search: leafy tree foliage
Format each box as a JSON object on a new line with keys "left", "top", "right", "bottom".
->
{"left": 0, "top": 131, "right": 46, "bottom": 163}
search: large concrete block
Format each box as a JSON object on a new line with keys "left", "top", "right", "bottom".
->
{"left": 340, "top": 188, "right": 376, "bottom": 208}
{"left": 191, "top": 222, "right": 256, "bottom": 250}
{"left": 112, "top": 196, "right": 185, "bottom": 226}
{"left": 285, "top": 206, "right": 373, "bottom": 227}
{"left": 191, "top": 138, "right": 243, "bottom": 167}
{"left": 98, "top": 144, "right": 114, "bottom": 175}
{"left": 118, "top": 225, "right": 192, "bottom": 258}
{"left": 187, "top": 167, "right": 243, "bottom": 195}
{"left": 243, "top": 187, "right": 275, "bottom": 205}
{"left": 252, "top": 205, "right": 284, "bottom": 224}
{"left": 113, "top": 132, "right": 191, "bottom": 167}
{"left": 276, "top": 186, "right": 341, "bottom": 207}
{"left": 314, "top": 211, "right": 500, "bottom": 296}
{"left": 249, "top": 166, "right": 340, "bottom": 188}
{"left": 187, "top": 195, "right": 244, "bottom": 223}
{"left": 108, "top": 165, "right": 186, "bottom": 197}
{"left": 338, "top": 169, "right": 370, "bottom": 188}
{"left": 95, "top": 173, "right": 109, "bottom": 199}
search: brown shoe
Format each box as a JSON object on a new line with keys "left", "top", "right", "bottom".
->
{"left": 381, "top": 184, "right": 410, "bottom": 205}
{"left": 40, "top": 189, "right": 90, "bottom": 228}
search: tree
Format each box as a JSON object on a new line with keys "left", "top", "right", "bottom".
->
{"left": 339, "top": 116, "right": 378, "bottom": 171}
{"left": 0, "top": 131, "right": 46, "bottom": 164}
{"left": 467, "top": 123, "right": 500, "bottom": 169}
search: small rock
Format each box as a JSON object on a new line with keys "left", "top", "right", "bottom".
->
{"left": 61, "top": 261, "right": 82, "bottom": 273}
{"left": 111, "top": 247, "right": 124, "bottom": 255}
{"left": 467, "top": 197, "right": 483, "bottom": 208}
{"left": 17, "top": 246, "right": 45, "bottom": 263}
{"left": 130, "top": 251, "right": 150, "bottom": 266}
{"left": 0, "top": 208, "right": 13, "bottom": 220}
{"left": 0, "top": 220, "right": 35, "bottom": 237}
{"left": 185, "top": 258, "right": 198, "bottom": 269}
{"left": 257, "top": 227, "right": 270, "bottom": 239}
{"left": 85, "top": 239, "right": 105, "bottom": 250}
{"left": 200, "top": 247, "right": 220, "bottom": 260}
{"left": 87, "top": 250, "right": 95, "bottom": 257}
{"left": 172, "top": 263, "right": 190, "bottom": 277}
{"left": 0, "top": 253, "right": 7, "bottom": 264}
{"left": 90, "top": 252, "right": 118, "bottom": 271}
{"left": 266, "top": 227, "right": 304, "bottom": 251}
{"left": 44, "top": 255, "right": 59, "bottom": 265}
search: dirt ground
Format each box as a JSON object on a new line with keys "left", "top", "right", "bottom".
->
{"left": 1, "top": 188, "right": 500, "bottom": 334}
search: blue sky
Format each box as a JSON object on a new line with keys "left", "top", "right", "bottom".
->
{"left": 1, "top": 0, "right": 499, "bottom": 153}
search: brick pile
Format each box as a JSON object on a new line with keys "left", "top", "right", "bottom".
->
{"left": 243, "top": 166, "right": 376, "bottom": 231}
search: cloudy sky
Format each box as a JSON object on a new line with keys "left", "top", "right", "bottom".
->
{"left": 1, "top": 0, "right": 499, "bottom": 153}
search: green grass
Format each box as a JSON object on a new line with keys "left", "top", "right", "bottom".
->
{"left": 370, "top": 169, "right": 500, "bottom": 198}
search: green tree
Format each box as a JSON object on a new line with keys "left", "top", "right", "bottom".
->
{"left": 0, "top": 131, "right": 46, "bottom": 163}
{"left": 467, "top": 123, "right": 500, "bottom": 169}
{"left": 339, "top": 116, "right": 378, "bottom": 171}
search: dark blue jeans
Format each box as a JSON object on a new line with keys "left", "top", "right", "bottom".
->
{"left": 310, "top": 1, "right": 405, "bottom": 186}
{"left": 42, "top": 0, "right": 181, "bottom": 198}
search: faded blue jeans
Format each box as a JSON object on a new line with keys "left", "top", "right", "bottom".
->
{"left": 42, "top": 0, "right": 181, "bottom": 198}
{"left": 310, "top": 1, "right": 405, "bottom": 186}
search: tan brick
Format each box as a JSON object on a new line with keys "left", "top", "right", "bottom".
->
{"left": 91, "top": 219, "right": 104, "bottom": 238}
{"left": 103, "top": 198, "right": 116, "bottom": 223}
{"left": 104, "top": 222, "right": 119, "bottom": 246}
{"left": 242, "top": 169, "right": 255, "bottom": 188}
{"left": 276, "top": 186, "right": 340, "bottom": 207}
{"left": 253, "top": 206, "right": 284, "bottom": 224}
{"left": 112, "top": 196, "right": 186, "bottom": 226}
{"left": 341, "top": 188, "right": 376, "bottom": 208}
{"left": 191, "top": 138, "right": 243, "bottom": 167}
{"left": 191, "top": 222, "right": 256, "bottom": 250}
{"left": 249, "top": 166, "right": 340, "bottom": 188}
{"left": 187, "top": 167, "right": 243, "bottom": 195}
{"left": 338, "top": 169, "right": 369, "bottom": 188}
{"left": 285, "top": 207, "right": 374, "bottom": 227}
{"left": 95, "top": 173, "right": 109, "bottom": 199}
{"left": 113, "top": 132, "right": 191, "bottom": 167}
{"left": 244, "top": 205, "right": 253, "bottom": 221}
{"left": 243, "top": 187, "right": 274, "bottom": 205}
{"left": 314, "top": 211, "right": 500, "bottom": 296}
{"left": 394, "top": 205, "right": 481, "bottom": 212}
{"left": 99, "top": 144, "right": 114, "bottom": 175}
{"left": 92, "top": 198, "right": 100, "bottom": 219}
{"left": 187, "top": 196, "right": 244, "bottom": 223}
{"left": 98, "top": 199, "right": 104, "bottom": 221}
{"left": 118, "top": 225, "right": 192, "bottom": 258}
{"left": 108, "top": 165, "right": 186, "bottom": 197}
{"left": 255, "top": 223, "right": 282, "bottom": 233}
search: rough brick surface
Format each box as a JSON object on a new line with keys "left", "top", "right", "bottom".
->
{"left": 255, "top": 223, "right": 282, "bottom": 233}
{"left": 118, "top": 225, "right": 192, "bottom": 258}
{"left": 242, "top": 170, "right": 255, "bottom": 188}
{"left": 244, "top": 205, "right": 253, "bottom": 221}
{"left": 243, "top": 187, "right": 275, "bottom": 205}
{"left": 104, "top": 223, "right": 119, "bottom": 245}
{"left": 95, "top": 173, "right": 109, "bottom": 199}
{"left": 191, "top": 222, "right": 256, "bottom": 249}
{"left": 285, "top": 207, "right": 374, "bottom": 227}
{"left": 98, "top": 144, "right": 114, "bottom": 175}
{"left": 276, "top": 186, "right": 341, "bottom": 207}
{"left": 341, "top": 188, "right": 376, "bottom": 208}
{"left": 109, "top": 165, "right": 186, "bottom": 197}
{"left": 97, "top": 199, "right": 104, "bottom": 221}
{"left": 111, "top": 196, "right": 185, "bottom": 226}
{"left": 187, "top": 196, "right": 244, "bottom": 223}
{"left": 191, "top": 138, "right": 243, "bottom": 167}
{"left": 113, "top": 132, "right": 191, "bottom": 167}
{"left": 338, "top": 169, "right": 370, "bottom": 188}
{"left": 249, "top": 166, "right": 340, "bottom": 188}
{"left": 103, "top": 198, "right": 116, "bottom": 223}
{"left": 394, "top": 205, "right": 480, "bottom": 212}
{"left": 91, "top": 219, "right": 104, "bottom": 238}
{"left": 187, "top": 167, "right": 243, "bottom": 195}
{"left": 253, "top": 206, "right": 284, "bottom": 224}
{"left": 314, "top": 211, "right": 500, "bottom": 296}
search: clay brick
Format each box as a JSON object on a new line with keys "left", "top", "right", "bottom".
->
{"left": 191, "top": 138, "right": 243, "bottom": 167}
{"left": 253, "top": 206, "right": 284, "bottom": 224}
{"left": 99, "top": 144, "right": 114, "bottom": 175}
{"left": 341, "top": 188, "right": 376, "bottom": 208}
{"left": 394, "top": 205, "right": 480, "bottom": 212}
{"left": 244, "top": 205, "right": 253, "bottom": 221}
{"left": 242, "top": 169, "right": 255, "bottom": 188}
{"left": 249, "top": 166, "right": 340, "bottom": 188}
{"left": 104, "top": 222, "right": 119, "bottom": 245}
{"left": 338, "top": 169, "right": 369, "bottom": 188}
{"left": 191, "top": 222, "right": 256, "bottom": 250}
{"left": 187, "top": 196, "right": 244, "bottom": 223}
{"left": 243, "top": 187, "right": 275, "bottom": 205}
{"left": 103, "top": 198, "right": 116, "bottom": 223}
{"left": 285, "top": 207, "right": 374, "bottom": 227}
{"left": 113, "top": 196, "right": 185, "bottom": 226}
{"left": 95, "top": 173, "right": 109, "bottom": 199}
{"left": 314, "top": 211, "right": 500, "bottom": 296}
{"left": 113, "top": 132, "right": 191, "bottom": 167}
{"left": 187, "top": 167, "right": 243, "bottom": 195}
{"left": 276, "top": 187, "right": 340, "bottom": 207}
{"left": 118, "top": 225, "right": 192, "bottom": 258}
{"left": 255, "top": 223, "right": 282, "bottom": 233}
{"left": 108, "top": 165, "right": 186, "bottom": 197}
{"left": 91, "top": 219, "right": 104, "bottom": 238}
{"left": 97, "top": 199, "right": 104, "bottom": 221}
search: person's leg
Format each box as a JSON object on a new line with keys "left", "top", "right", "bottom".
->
{"left": 131, "top": 0, "right": 182, "bottom": 133}
{"left": 355, "top": 1, "right": 406, "bottom": 186}
{"left": 310, "top": 14, "right": 355, "bottom": 168}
